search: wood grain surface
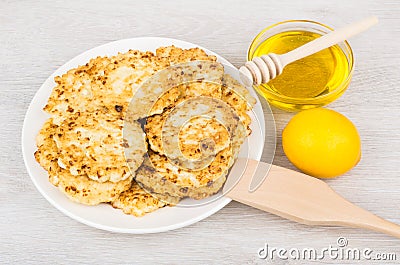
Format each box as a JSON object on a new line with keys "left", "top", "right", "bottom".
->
{"left": 1, "top": 0, "right": 399, "bottom": 264}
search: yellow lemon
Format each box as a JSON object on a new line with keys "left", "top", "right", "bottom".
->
{"left": 282, "top": 108, "right": 361, "bottom": 178}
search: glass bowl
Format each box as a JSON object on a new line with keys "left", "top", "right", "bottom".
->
{"left": 247, "top": 20, "right": 354, "bottom": 111}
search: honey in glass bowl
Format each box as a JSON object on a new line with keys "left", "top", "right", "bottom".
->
{"left": 248, "top": 20, "right": 354, "bottom": 111}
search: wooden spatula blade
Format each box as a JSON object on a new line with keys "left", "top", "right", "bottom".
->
{"left": 224, "top": 158, "right": 400, "bottom": 238}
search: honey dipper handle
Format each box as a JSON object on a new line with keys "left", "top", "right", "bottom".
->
{"left": 224, "top": 158, "right": 400, "bottom": 239}
{"left": 279, "top": 16, "right": 378, "bottom": 66}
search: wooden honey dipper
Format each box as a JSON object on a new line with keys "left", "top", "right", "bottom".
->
{"left": 239, "top": 16, "right": 378, "bottom": 86}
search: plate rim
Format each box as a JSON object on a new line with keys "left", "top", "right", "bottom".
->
{"left": 21, "top": 37, "right": 265, "bottom": 233}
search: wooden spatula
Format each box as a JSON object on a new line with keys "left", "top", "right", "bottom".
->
{"left": 223, "top": 158, "right": 400, "bottom": 239}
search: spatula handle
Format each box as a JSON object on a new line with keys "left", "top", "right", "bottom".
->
{"left": 225, "top": 159, "right": 400, "bottom": 239}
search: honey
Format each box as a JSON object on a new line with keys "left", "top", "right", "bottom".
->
{"left": 248, "top": 21, "right": 353, "bottom": 111}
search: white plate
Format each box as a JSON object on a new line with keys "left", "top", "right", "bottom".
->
{"left": 22, "top": 37, "right": 265, "bottom": 233}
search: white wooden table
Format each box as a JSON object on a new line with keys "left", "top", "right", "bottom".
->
{"left": 1, "top": 0, "right": 400, "bottom": 264}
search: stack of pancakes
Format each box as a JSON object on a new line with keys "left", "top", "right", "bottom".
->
{"left": 35, "top": 46, "right": 255, "bottom": 216}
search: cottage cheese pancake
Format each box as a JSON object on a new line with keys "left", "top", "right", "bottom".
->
{"left": 53, "top": 111, "right": 146, "bottom": 183}
{"left": 44, "top": 50, "right": 170, "bottom": 125}
{"left": 35, "top": 119, "right": 133, "bottom": 205}
{"left": 111, "top": 182, "right": 180, "bottom": 217}
{"left": 135, "top": 147, "right": 234, "bottom": 200}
